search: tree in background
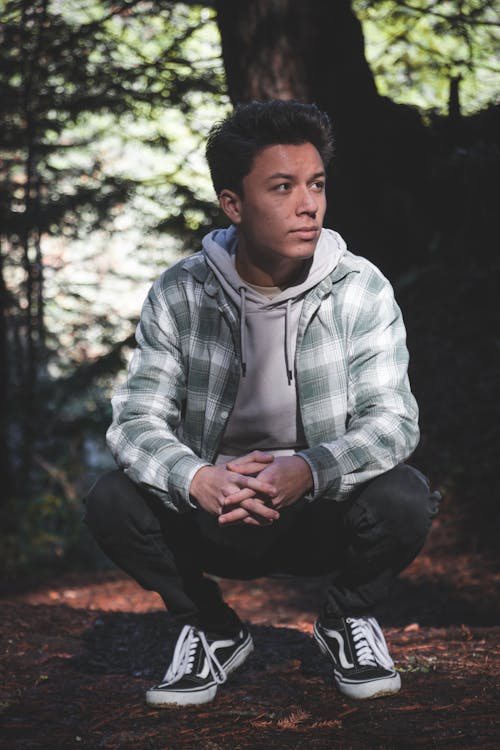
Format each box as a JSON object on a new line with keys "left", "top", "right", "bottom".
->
{"left": 2, "top": 0, "right": 128, "bottom": 500}
{"left": 215, "top": 0, "right": 499, "bottom": 273}
{"left": 355, "top": 0, "right": 499, "bottom": 116}
{"left": 0, "top": 0, "right": 225, "bottom": 569}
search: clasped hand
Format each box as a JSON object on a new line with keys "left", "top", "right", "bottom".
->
{"left": 189, "top": 450, "right": 313, "bottom": 527}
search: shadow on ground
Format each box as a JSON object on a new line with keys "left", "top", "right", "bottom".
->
{"left": 1, "top": 555, "right": 499, "bottom": 749}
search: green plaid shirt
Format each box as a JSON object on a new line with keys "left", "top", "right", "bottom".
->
{"left": 107, "top": 239, "right": 419, "bottom": 512}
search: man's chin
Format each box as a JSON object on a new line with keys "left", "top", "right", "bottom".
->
{"left": 287, "top": 238, "right": 320, "bottom": 258}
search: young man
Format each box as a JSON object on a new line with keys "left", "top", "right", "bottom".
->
{"left": 85, "top": 100, "right": 439, "bottom": 707}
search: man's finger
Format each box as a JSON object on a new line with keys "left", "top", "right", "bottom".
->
{"left": 221, "top": 498, "right": 278, "bottom": 521}
{"left": 219, "top": 506, "right": 252, "bottom": 525}
{"left": 240, "top": 497, "right": 280, "bottom": 520}
{"left": 220, "top": 498, "right": 279, "bottom": 524}
{"left": 219, "top": 510, "right": 276, "bottom": 527}
{"left": 226, "top": 460, "right": 272, "bottom": 475}
{"left": 218, "top": 510, "right": 272, "bottom": 527}
{"left": 222, "top": 490, "right": 279, "bottom": 521}
{"left": 230, "top": 450, "right": 274, "bottom": 466}
{"left": 220, "top": 473, "right": 275, "bottom": 500}
{"left": 220, "top": 487, "right": 256, "bottom": 504}
{"left": 222, "top": 472, "right": 275, "bottom": 497}
{"left": 239, "top": 475, "right": 277, "bottom": 497}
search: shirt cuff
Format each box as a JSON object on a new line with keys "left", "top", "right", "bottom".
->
{"left": 167, "top": 454, "right": 211, "bottom": 511}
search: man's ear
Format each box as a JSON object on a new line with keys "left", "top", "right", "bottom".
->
{"left": 219, "top": 189, "right": 243, "bottom": 225}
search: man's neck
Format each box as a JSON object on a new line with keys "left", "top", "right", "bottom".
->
{"left": 235, "top": 246, "right": 311, "bottom": 288}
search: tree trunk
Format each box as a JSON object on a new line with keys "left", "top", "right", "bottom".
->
{"left": 20, "top": 0, "right": 49, "bottom": 486}
{"left": 0, "top": 244, "right": 11, "bottom": 500}
{"left": 216, "top": 0, "right": 377, "bottom": 110}
{"left": 215, "top": 0, "right": 429, "bottom": 276}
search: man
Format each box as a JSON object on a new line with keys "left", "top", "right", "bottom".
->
{"left": 85, "top": 100, "right": 439, "bottom": 707}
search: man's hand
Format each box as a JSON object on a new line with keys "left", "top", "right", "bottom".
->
{"left": 226, "top": 455, "right": 313, "bottom": 511}
{"left": 190, "top": 451, "right": 279, "bottom": 526}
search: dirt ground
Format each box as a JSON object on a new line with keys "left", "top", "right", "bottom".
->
{"left": 1, "top": 504, "right": 499, "bottom": 750}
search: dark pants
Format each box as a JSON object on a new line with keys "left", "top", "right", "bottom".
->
{"left": 84, "top": 464, "right": 439, "bottom": 633}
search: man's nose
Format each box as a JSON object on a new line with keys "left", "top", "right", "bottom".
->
{"left": 296, "top": 187, "right": 318, "bottom": 214}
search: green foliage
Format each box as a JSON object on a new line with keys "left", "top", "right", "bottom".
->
{"left": 1, "top": 491, "right": 76, "bottom": 573}
{"left": 354, "top": 0, "right": 500, "bottom": 113}
{"left": 396, "top": 654, "right": 437, "bottom": 673}
{"left": 0, "top": 0, "right": 228, "bottom": 573}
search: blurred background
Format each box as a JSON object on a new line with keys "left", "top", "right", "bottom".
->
{"left": 0, "top": 0, "right": 498, "bottom": 576}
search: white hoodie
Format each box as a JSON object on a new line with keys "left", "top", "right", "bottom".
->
{"left": 203, "top": 224, "right": 345, "bottom": 462}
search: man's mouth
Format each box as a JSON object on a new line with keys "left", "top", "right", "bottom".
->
{"left": 290, "top": 226, "right": 319, "bottom": 239}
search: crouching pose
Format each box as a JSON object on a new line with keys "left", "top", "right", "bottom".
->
{"left": 85, "top": 100, "right": 440, "bottom": 706}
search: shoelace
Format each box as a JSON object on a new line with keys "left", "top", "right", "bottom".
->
{"left": 162, "top": 625, "right": 228, "bottom": 686}
{"left": 346, "top": 616, "right": 395, "bottom": 669}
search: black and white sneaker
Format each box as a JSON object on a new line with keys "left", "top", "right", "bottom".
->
{"left": 145, "top": 624, "right": 254, "bottom": 707}
{"left": 314, "top": 616, "right": 401, "bottom": 700}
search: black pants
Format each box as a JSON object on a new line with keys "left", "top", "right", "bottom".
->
{"left": 84, "top": 464, "right": 439, "bottom": 633}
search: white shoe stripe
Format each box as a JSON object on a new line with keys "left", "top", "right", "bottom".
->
{"left": 319, "top": 627, "right": 355, "bottom": 669}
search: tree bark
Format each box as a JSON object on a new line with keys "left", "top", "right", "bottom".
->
{"left": 216, "top": 0, "right": 378, "bottom": 108}
{"left": 20, "top": 0, "right": 49, "bottom": 486}
{"left": 0, "top": 244, "right": 11, "bottom": 500}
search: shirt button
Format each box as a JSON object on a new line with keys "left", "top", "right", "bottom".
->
{"left": 220, "top": 410, "right": 228, "bottom": 419}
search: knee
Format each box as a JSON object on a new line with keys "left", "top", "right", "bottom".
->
{"left": 351, "top": 464, "right": 440, "bottom": 546}
{"left": 84, "top": 470, "right": 133, "bottom": 538}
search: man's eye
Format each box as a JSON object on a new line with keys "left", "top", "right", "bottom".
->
{"left": 275, "top": 183, "right": 291, "bottom": 191}
{"left": 312, "top": 181, "right": 325, "bottom": 190}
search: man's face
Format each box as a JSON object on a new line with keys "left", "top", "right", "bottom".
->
{"left": 222, "top": 142, "right": 327, "bottom": 270}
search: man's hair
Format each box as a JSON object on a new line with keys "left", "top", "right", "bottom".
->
{"left": 205, "top": 100, "right": 334, "bottom": 196}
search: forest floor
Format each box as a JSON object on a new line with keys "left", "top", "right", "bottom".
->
{"left": 1, "top": 504, "right": 499, "bottom": 750}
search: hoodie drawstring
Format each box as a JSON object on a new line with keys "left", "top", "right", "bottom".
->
{"left": 285, "top": 298, "right": 293, "bottom": 384}
{"left": 239, "top": 287, "right": 247, "bottom": 377}
{"left": 239, "top": 286, "right": 293, "bottom": 383}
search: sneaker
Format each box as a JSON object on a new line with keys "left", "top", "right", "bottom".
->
{"left": 145, "top": 624, "right": 254, "bottom": 707}
{"left": 314, "top": 616, "right": 401, "bottom": 700}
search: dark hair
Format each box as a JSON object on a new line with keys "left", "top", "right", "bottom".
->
{"left": 205, "top": 100, "right": 334, "bottom": 196}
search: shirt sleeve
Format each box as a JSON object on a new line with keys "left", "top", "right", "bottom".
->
{"left": 297, "top": 276, "right": 419, "bottom": 501}
{"left": 106, "top": 278, "right": 210, "bottom": 512}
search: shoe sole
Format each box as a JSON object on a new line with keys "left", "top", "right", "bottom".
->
{"left": 314, "top": 624, "right": 401, "bottom": 700}
{"left": 336, "top": 672, "right": 401, "bottom": 700}
{"left": 145, "top": 633, "right": 254, "bottom": 707}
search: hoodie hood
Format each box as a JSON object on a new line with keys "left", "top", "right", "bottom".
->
{"left": 203, "top": 224, "right": 344, "bottom": 303}
{"left": 203, "top": 224, "right": 345, "bottom": 381}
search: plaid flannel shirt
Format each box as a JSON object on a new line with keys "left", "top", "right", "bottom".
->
{"left": 107, "top": 236, "right": 419, "bottom": 512}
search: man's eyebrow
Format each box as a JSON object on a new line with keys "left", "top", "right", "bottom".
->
{"left": 267, "top": 170, "right": 326, "bottom": 181}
